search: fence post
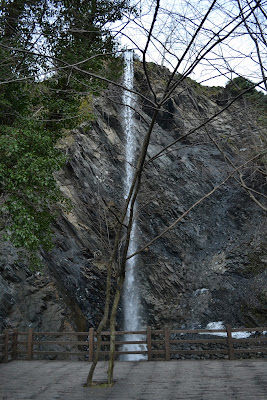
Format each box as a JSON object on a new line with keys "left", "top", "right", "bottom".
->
{"left": 147, "top": 326, "right": 152, "bottom": 361}
{"left": 226, "top": 324, "right": 235, "bottom": 360}
{"left": 89, "top": 328, "right": 94, "bottom": 362}
{"left": 165, "top": 327, "right": 170, "bottom": 361}
{"left": 27, "top": 328, "right": 33, "bottom": 360}
{"left": 12, "top": 329, "right": 18, "bottom": 360}
{"left": 4, "top": 329, "right": 9, "bottom": 363}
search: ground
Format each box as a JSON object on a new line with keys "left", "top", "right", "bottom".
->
{"left": 0, "top": 360, "right": 266, "bottom": 399}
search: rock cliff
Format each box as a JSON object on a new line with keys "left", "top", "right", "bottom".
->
{"left": 1, "top": 62, "right": 266, "bottom": 333}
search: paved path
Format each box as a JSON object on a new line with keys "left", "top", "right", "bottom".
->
{"left": 0, "top": 360, "right": 266, "bottom": 399}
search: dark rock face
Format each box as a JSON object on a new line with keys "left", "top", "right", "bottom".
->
{"left": 0, "top": 63, "right": 266, "bottom": 333}
{"left": 0, "top": 242, "right": 76, "bottom": 332}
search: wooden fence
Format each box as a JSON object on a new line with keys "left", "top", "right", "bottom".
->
{"left": 0, "top": 325, "right": 266, "bottom": 363}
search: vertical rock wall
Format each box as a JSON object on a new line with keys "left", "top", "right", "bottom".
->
{"left": 0, "top": 62, "right": 266, "bottom": 332}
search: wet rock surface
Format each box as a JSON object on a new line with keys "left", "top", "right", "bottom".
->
{"left": 0, "top": 62, "right": 266, "bottom": 333}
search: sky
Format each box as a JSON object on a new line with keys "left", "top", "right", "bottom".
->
{"left": 110, "top": 0, "right": 267, "bottom": 89}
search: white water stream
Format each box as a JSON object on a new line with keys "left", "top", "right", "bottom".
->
{"left": 122, "top": 51, "right": 146, "bottom": 360}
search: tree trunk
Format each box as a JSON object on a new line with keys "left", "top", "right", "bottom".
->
{"left": 86, "top": 86, "right": 160, "bottom": 385}
{"left": 86, "top": 260, "right": 113, "bottom": 386}
{"left": 107, "top": 275, "right": 124, "bottom": 384}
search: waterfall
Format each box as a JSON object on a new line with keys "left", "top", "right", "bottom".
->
{"left": 121, "top": 51, "right": 146, "bottom": 361}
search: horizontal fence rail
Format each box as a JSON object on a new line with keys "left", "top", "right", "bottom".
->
{"left": 0, "top": 325, "right": 266, "bottom": 363}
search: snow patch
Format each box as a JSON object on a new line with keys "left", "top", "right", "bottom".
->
{"left": 193, "top": 288, "right": 209, "bottom": 296}
{"left": 203, "top": 321, "right": 254, "bottom": 338}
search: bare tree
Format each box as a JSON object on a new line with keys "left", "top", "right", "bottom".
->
{"left": 84, "top": 0, "right": 267, "bottom": 385}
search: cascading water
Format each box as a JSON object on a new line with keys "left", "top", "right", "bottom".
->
{"left": 121, "top": 50, "right": 146, "bottom": 361}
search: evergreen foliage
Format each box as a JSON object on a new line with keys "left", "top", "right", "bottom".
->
{"left": 0, "top": 0, "right": 128, "bottom": 262}
{"left": 226, "top": 77, "right": 267, "bottom": 127}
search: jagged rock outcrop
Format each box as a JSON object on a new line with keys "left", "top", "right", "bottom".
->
{"left": 0, "top": 61, "right": 266, "bottom": 333}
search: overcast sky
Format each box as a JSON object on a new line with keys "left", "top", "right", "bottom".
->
{"left": 111, "top": 0, "right": 267, "bottom": 89}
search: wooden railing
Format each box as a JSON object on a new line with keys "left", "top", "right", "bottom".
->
{"left": 0, "top": 325, "right": 266, "bottom": 363}
{"left": 0, "top": 329, "right": 18, "bottom": 363}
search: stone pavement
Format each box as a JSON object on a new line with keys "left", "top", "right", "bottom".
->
{"left": 0, "top": 360, "right": 266, "bottom": 400}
